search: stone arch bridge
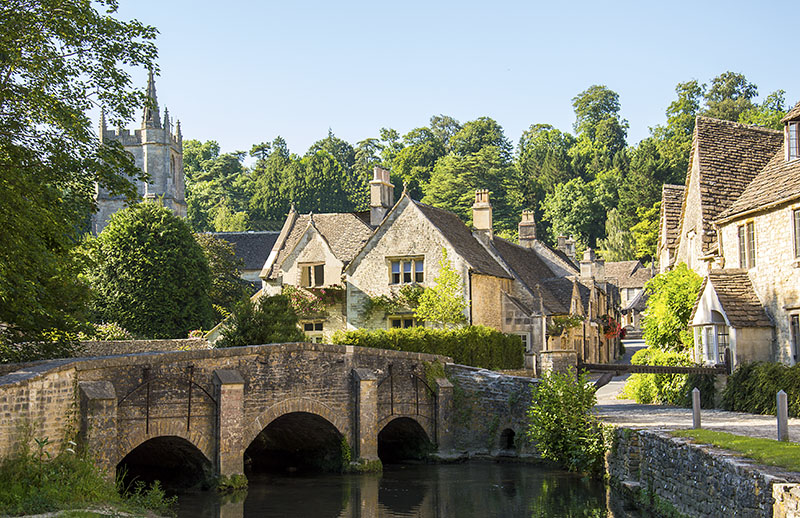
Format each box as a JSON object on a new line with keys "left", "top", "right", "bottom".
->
{"left": 0, "top": 343, "right": 461, "bottom": 480}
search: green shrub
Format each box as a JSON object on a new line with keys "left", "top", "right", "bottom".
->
{"left": 217, "top": 294, "right": 304, "bottom": 348}
{"left": 620, "top": 347, "right": 715, "bottom": 407}
{"left": 526, "top": 368, "right": 605, "bottom": 474}
{"left": 331, "top": 325, "right": 523, "bottom": 370}
{"left": 721, "top": 362, "right": 800, "bottom": 417}
{"left": 0, "top": 444, "right": 174, "bottom": 516}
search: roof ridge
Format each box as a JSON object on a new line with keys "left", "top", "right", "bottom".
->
{"left": 696, "top": 115, "right": 783, "bottom": 135}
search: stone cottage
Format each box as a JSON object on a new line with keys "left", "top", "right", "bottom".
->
{"left": 604, "top": 260, "right": 652, "bottom": 336}
{"left": 261, "top": 167, "right": 621, "bottom": 371}
{"left": 659, "top": 113, "right": 800, "bottom": 367}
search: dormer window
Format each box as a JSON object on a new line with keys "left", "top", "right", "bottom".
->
{"left": 300, "top": 263, "right": 324, "bottom": 287}
{"left": 789, "top": 122, "right": 800, "bottom": 160}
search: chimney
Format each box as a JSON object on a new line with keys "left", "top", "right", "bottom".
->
{"left": 370, "top": 166, "right": 394, "bottom": 226}
{"left": 557, "top": 235, "right": 576, "bottom": 262}
{"left": 518, "top": 210, "right": 537, "bottom": 248}
{"left": 580, "top": 247, "right": 605, "bottom": 282}
{"left": 472, "top": 189, "right": 493, "bottom": 237}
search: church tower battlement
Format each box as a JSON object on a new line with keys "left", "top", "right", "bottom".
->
{"left": 92, "top": 71, "right": 187, "bottom": 234}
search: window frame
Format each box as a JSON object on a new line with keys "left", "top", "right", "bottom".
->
{"left": 737, "top": 221, "right": 756, "bottom": 268}
{"left": 789, "top": 122, "right": 800, "bottom": 160}
{"left": 300, "top": 320, "right": 325, "bottom": 343}
{"left": 299, "top": 262, "right": 325, "bottom": 288}
{"left": 793, "top": 208, "right": 800, "bottom": 260}
{"left": 791, "top": 314, "right": 800, "bottom": 363}
{"left": 388, "top": 316, "right": 418, "bottom": 329}
{"left": 388, "top": 257, "right": 424, "bottom": 285}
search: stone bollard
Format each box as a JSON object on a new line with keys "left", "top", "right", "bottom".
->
{"left": 778, "top": 390, "right": 789, "bottom": 442}
{"left": 692, "top": 387, "right": 701, "bottom": 429}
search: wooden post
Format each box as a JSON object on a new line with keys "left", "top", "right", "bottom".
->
{"left": 778, "top": 390, "right": 789, "bottom": 442}
{"left": 692, "top": 387, "right": 701, "bottom": 429}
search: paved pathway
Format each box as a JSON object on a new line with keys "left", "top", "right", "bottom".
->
{"left": 593, "top": 339, "right": 800, "bottom": 443}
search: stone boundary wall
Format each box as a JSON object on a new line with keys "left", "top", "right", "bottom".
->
{"left": 607, "top": 427, "right": 800, "bottom": 518}
{"left": 774, "top": 484, "right": 800, "bottom": 518}
{"left": 77, "top": 338, "right": 211, "bottom": 357}
{"left": 445, "top": 364, "right": 537, "bottom": 455}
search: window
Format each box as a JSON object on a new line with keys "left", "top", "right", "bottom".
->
{"left": 517, "top": 333, "right": 530, "bottom": 352}
{"left": 300, "top": 263, "right": 324, "bottom": 287}
{"left": 790, "top": 123, "right": 800, "bottom": 160}
{"left": 792, "top": 315, "right": 800, "bottom": 363}
{"left": 738, "top": 222, "right": 756, "bottom": 268}
{"left": 794, "top": 209, "right": 800, "bottom": 259}
{"left": 698, "top": 311, "right": 729, "bottom": 364}
{"left": 389, "top": 316, "right": 418, "bottom": 329}
{"left": 389, "top": 258, "right": 424, "bottom": 284}
{"left": 301, "top": 321, "right": 324, "bottom": 343}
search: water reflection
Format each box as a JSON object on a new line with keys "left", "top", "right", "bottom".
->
{"left": 176, "top": 462, "right": 643, "bottom": 518}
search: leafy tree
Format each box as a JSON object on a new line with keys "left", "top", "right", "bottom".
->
{"left": 429, "top": 114, "right": 462, "bottom": 153}
{"left": 392, "top": 127, "right": 446, "bottom": 199}
{"left": 641, "top": 263, "right": 703, "bottom": 351}
{"left": 541, "top": 178, "right": 604, "bottom": 248}
{"left": 450, "top": 117, "right": 512, "bottom": 158}
{"left": 415, "top": 249, "right": 468, "bottom": 326}
{"left": 0, "top": 0, "right": 157, "bottom": 347}
{"left": 652, "top": 79, "right": 704, "bottom": 182}
{"left": 526, "top": 367, "right": 605, "bottom": 474}
{"left": 217, "top": 294, "right": 304, "bottom": 348}
{"left": 739, "top": 89, "right": 788, "bottom": 130}
{"left": 86, "top": 203, "right": 215, "bottom": 339}
{"left": 571, "top": 85, "right": 628, "bottom": 156}
{"left": 596, "top": 209, "right": 636, "bottom": 262}
{"left": 631, "top": 202, "right": 660, "bottom": 262}
{"left": 194, "top": 233, "right": 249, "bottom": 320}
{"left": 516, "top": 124, "right": 575, "bottom": 195}
{"left": 617, "top": 137, "right": 675, "bottom": 228}
{"left": 702, "top": 71, "right": 758, "bottom": 122}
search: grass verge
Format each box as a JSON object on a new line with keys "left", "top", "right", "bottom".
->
{"left": 671, "top": 429, "right": 800, "bottom": 472}
{"left": 0, "top": 442, "right": 175, "bottom": 517}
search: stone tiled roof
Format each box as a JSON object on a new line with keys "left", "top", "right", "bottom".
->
{"left": 717, "top": 145, "right": 800, "bottom": 221}
{"left": 412, "top": 201, "right": 512, "bottom": 279}
{"left": 659, "top": 184, "right": 685, "bottom": 262}
{"left": 691, "top": 270, "right": 772, "bottom": 328}
{"left": 604, "top": 261, "right": 652, "bottom": 289}
{"left": 622, "top": 289, "right": 647, "bottom": 313}
{"left": 266, "top": 212, "right": 373, "bottom": 279}
{"left": 209, "top": 231, "right": 280, "bottom": 271}
{"left": 540, "top": 277, "right": 591, "bottom": 315}
{"left": 686, "top": 117, "right": 783, "bottom": 253}
{"left": 781, "top": 101, "right": 800, "bottom": 122}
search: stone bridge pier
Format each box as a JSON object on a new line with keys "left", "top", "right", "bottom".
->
{"left": 0, "top": 343, "right": 457, "bottom": 484}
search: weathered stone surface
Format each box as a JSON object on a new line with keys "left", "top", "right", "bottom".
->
{"left": 608, "top": 427, "right": 800, "bottom": 518}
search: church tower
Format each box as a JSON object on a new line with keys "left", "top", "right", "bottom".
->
{"left": 92, "top": 71, "right": 187, "bottom": 234}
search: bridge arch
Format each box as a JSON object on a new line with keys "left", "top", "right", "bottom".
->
{"left": 377, "top": 416, "right": 434, "bottom": 464}
{"left": 114, "top": 423, "right": 214, "bottom": 473}
{"left": 244, "top": 397, "right": 348, "bottom": 447}
{"left": 116, "top": 435, "right": 213, "bottom": 491}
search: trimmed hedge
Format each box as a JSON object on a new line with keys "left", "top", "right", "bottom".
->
{"left": 331, "top": 325, "right": 524, "bottom": 370}
{"left": 721, "top": 362, "right": 800, "bottom": 417}
{"left": 619, "top": 347, "right": 716, "bottom": 408}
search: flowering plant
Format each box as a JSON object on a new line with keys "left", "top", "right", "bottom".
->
{"left": 282, "top": 284, "right": 345, "bottom": 317}
{"left": 598, "top": 314, "right": 622, "bottom": 339}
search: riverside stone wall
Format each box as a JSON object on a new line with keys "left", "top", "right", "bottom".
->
{"left": 607, "top": 427, "right": 800, "bottom": 518}
{"left": 445, "top": 364, "right": 537, "bottom": 455}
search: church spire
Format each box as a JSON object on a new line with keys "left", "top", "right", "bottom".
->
{"left": 99, "top": 109, "right": 107, "bottom": 142}
{"left": 142, "top": 69, "right": 161, "bottom": 129}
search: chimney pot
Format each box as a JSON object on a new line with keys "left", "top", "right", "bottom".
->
{"left": 471, "top": 189, "right": 493, "bottom": 237}
{"left": 518, "top": 210, "right": 537, "bottom": 248}
{"left": 370, "top": 166, "right": 394, "bottom": 226}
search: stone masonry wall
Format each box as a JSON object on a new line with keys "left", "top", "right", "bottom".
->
{"left": 77, "top": 338, "right": 211, "bottom": 357}
{"left": 719, "top": 202, "right": 800, "bottom": 364}
{"left": 607, "top": 427, "right": 800, "bottom": 518}
{"left": 445, "top": 364, "right": 536, "bottom": 455}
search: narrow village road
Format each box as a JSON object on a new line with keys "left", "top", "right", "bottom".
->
{"left": 593, "top": 340, "right": 800, "bottom": 443}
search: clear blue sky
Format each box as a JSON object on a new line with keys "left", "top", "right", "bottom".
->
{"left": 115, "top": 0, "right": 799, "bottom": 157}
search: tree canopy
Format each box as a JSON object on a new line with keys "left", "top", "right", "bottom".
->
{"left": 0, "top": 0, "right": 157, "bottom": 346}
{"left": 86, "top": 203, "right": 215, "bottom": 339}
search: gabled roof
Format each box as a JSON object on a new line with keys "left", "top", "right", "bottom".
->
{"left": 690, "top": 270, "right": 772, "bottom": 328}
{"left": 683, "top": 117, "right": 783, "bottom": 253}
{"left": 781, "top": 101, "right": 800, "bottom": 123}
{"left": 265, "top": 212, "right": 372, "bottom": 279}
{"left": 622, "top": 288, "right": 647, "bottom": 313}
{"left": 659, "top": 184, "right": 685, "bottom": 261}
{"left": 717, "top": 145, "right": 800, "bottom": 222}
{"left": 411, "top": 199, "right": 511, "bottom": 279}
{"left": 604, "top": 260, "right": 652, "bottom": 289}
{"left": 209, "top": 231, "right": 280, "bottom": 271}
{"left": 539, "top": 277, "right": 591, "bottom": 315}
